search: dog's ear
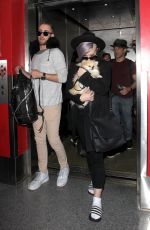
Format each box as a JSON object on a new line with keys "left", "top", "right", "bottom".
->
{"left": 76, "top": 63, "right": 81, "bottom": 66}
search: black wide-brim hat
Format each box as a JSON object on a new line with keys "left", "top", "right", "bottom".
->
{"left": 71, "top": 31, "right": 105, "bottom": 50}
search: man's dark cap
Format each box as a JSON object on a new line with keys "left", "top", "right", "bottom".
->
{"left": 111, "top": 39, "right": 129, "bottom": 48}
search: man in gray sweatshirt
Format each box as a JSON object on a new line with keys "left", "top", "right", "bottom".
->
{"left": 18, "top": 22, "right": 69, "bottom": 190}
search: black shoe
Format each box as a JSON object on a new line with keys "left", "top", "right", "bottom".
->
{"left": 70, "top": 137, "right": 78, "bottom": 146}
{"left": 106, "top": 152, "right": 120, "bottom": 159}
{"left": 126, "top": 140, "right": 133, "bottom": 150}
{"left": 79, "top": 149, "right": 87, "bottom": 157}
{"left": 106, "top": 143, "right": 127, "bottom": 158}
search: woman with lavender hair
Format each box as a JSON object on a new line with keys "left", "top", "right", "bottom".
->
{"left": 66, "top": 32, "right": 111, "bottom": 222}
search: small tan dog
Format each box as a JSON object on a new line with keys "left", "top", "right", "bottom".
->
{"left": 77, "top": 59, "right": 102, "bottom": 79}
{"left": 69, "top": 59, "right": 102, "bottom": 108}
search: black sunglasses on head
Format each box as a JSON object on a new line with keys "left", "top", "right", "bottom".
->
{"left": 37, "top": 31, "right": 53, "bottom": 37}
{"left": 82, "top": 56, "right": 98, "bottom": 61}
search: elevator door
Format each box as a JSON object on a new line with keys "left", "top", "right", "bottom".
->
{"left": 28, "top": 0, "right": 137, "bottom": 180}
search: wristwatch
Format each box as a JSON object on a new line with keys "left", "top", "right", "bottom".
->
{"left": 41, "top": 72, "right": 46, "bottom": 80}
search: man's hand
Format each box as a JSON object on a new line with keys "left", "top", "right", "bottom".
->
{"left": 15, "top": 66, "right": 31, "bottom": 79}
{"left": 120, "top": 86, "right": 132, "bottom": 95}
{"left": 31, "top": 69, "right": 43, "bottom": 79}
{"left": 15, "top": 66, "right": 24, "bottom": 74}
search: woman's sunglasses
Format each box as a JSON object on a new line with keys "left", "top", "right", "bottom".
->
{"left": 81, "top": 56, "right": 98, "bottom": 61}
{"left": 37, "top": 31, "right": 53, "bottom": 37}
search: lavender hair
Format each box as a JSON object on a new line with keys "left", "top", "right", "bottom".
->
{"left": 76, "top": 42, "right": 94, "bottom": 61}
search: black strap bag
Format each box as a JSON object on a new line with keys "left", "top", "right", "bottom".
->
{"left": 89, "top": 105, "right": 125, "bottom": 153}
{"left": 11, "top": 70, "right": 38, "bottom": 126}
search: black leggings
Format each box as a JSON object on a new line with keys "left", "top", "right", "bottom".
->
{"left": 86, "top": 151, "right": 105, "bottom": 189}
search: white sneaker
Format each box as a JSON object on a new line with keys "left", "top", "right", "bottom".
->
{"left": 28, "top": 171, "right": 49, "bottom": 191}
{"left": 57, "top": 166, "right": 69, "bottom": 187}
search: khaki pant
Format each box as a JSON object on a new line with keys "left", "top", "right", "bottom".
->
{"left": 33, "top": 104, "right": 68, "bottom": 173}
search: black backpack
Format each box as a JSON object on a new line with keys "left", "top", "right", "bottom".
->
{"left": 11, "top": 70, "right": 38, "bottom": 126}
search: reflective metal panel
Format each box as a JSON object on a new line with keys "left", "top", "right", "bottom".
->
{"left": 139, "top": 71, "right": 149, "bottom": 209}
{"left": 136, "top": 0, "right": 150, "bottom": 210}
{"left": 89, "top": 1, "right": 135, "bottom": 30}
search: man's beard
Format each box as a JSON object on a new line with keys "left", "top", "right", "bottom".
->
{"left": 115, "top": 54, "right": 123, "bottom": 59}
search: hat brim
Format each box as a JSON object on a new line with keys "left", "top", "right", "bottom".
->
{"left": 110, "top": 45, "right": 129, "bottom": 48}
{"left": 71, "top": 34, "right": 105, "bottom": 50}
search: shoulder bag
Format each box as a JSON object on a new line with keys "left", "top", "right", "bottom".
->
{"left": 89, "top": 103, "right": 125, "bottom": 152}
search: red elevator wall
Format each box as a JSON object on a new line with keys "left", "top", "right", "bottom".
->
{"left": 0, "top": 0, "right": 28, "bottom": 157}
{"left": 140, "top": 0, "right": 150, "bottom": 176}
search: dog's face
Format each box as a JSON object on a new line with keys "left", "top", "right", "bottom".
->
{"left": 79, "top": 59, "right": 98, "bottom": 70}
{"left": 77, "top": 59, "right": 102, "bottom": 78}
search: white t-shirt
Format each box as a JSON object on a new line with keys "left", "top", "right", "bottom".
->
{"left": 31, "top": 48, "right": 67, "bottom": 106}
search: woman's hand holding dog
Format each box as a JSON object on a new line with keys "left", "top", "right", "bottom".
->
{"left": 77, "top": 67, "right": 86, "bottom": 77}
{"left": 80, "top": 87, "right": 94, "bottom": 102}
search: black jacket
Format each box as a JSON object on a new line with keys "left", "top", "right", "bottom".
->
{"left": 66, "top": 61, "right": 111, "bottom": 152}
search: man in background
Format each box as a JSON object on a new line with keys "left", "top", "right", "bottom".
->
{"left": 108, "top": 39, "right": 136, "bottom": 158}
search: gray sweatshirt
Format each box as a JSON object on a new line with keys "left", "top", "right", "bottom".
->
{"left": 31, "top": 48, "right": 67, "bottom": 106}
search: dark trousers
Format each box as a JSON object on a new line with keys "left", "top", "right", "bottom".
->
{"left": 112, "top": 95, "right": 133, "bottom": 141}
{"left": 76, "top": 109, "right": 105, "bottom": 188}
{"left": 86, "top": 151, "right": 105, "bottom": 189}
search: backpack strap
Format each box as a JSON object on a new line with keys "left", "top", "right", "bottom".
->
{"left": 127, "top": 59, "right": 133, "bottom": 83}
{"left": 37, "top": 79, "right": 44, "bottom": 132}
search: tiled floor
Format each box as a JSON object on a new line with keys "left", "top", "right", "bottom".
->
{"left": 0, "top": 173, "right": 149, "bottom": 230}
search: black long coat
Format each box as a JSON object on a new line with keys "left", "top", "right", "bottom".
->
{"left": 66, "top": 61, "right": 111, "bottom": 152}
